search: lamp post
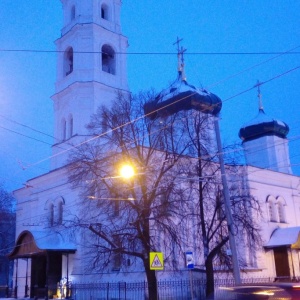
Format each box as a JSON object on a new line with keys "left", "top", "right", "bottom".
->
{"left": 214, "top": 117, "right": 241, "bottom": 285}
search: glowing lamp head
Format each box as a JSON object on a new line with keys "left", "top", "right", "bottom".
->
{"left": 119, "top": 164, "right": 135, "bottom": 179}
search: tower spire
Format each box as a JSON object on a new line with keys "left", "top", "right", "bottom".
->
{"left": 173, "top": 37, "right": 187, "bottom": 81}
{"left": 254, "top": 80, "right": 264, "bottom": 111}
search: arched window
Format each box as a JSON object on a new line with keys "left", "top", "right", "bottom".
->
{"left": 61, "top": 118, "right": 66, "bottom": 141}
{"left": 277, "top": 196, "right": 286, "bottom": 223}
{"left": 101, "top": 3, "right": 109, "bottom": 20}
{"left": 64, "top": 47, "right": 74, "bottom": 76}
{"left": 112, "top": 234, "right": 121, "bottom": 270}
{"left": 57, "top": 201, "right": 63, "bottom": 225}
{"left": 49, "top": 203, "right": 54, "bottom": 227}
{"left": 267, "top": 195, "right": 277, "bottom": 222}
{"left": 70, "top": 5, "right": 76, "bottom": 21}
{"left": 68, "top": 114, "right": 73, "bottom": 138}
{"left": 101, "top": 44, "right": 115, "bottom": 75}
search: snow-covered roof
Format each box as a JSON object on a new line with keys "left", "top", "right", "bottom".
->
{"left": 8, "top": 230, "right": 76, "bottom": 258}
{"left": 264, "top": 227, "right": 300, "bottom": 249}
{"left": 144, "top": 73, "right": 222, "bottom": 119}
{"left": 239, "top": 109, "right": 289, "bottom": 142}
{"left": 30, "top": 230, "right": 76, "bottom": 251}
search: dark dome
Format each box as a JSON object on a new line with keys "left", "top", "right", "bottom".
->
{"left": 239, "top": 108, "right": 289, "bottom": 142}
{"left": 144, "top": 74, "right": 222, "bottom": 120}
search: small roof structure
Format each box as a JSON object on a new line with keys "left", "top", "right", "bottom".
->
{"left": 264, "top": 227, "right": 300, "bottom": 249}
{"left": 144, "top": 75, "right": 222, "bottom": 120}
{"left": 8, "top": 230, "right": 76, "bottom": 259}
{"left": 239, "top": 108, "right": 289, "bottom": 142}
{"left": 239, "top": 82, "right": 289, "bottom": 142}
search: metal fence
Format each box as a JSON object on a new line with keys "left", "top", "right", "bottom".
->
{"left": 70, "top": 277, "right": 275, "bottom": 300}
{"left": 0, "top": 277, "right": 276, "bottom": 299}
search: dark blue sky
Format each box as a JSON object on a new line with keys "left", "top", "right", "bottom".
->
{"left": 0, "top": 1, "right": 300, "bottom": 191}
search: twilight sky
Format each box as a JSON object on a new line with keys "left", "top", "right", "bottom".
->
{"left": 0, "top": 1, "right": 300, "bottom": 192}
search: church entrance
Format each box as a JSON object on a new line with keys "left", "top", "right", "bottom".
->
{"left": 274, "top": 247, "right": 290, "bottom": 279}
{"left": 31, "top": 256, "right": 46, "bottom": 298}
{"left": 30, "top": 253, "right": 62, "bottom": 299}
{"left": 7, "top": 230, "right": 76, "bottom": 299}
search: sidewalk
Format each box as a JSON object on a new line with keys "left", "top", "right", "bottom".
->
{"left": 0, "top": 298, "right": 32, "bottom": 300}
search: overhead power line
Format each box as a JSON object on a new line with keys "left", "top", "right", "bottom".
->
{"left": 19, "top": 64, "right": 300, "bottom": 171}
{"left": 0, "top": 48, "right": 300, "bottom": 55}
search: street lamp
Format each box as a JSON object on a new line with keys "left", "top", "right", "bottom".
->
{"left": 119, "top": 164, "right": 135, "bottom": 179}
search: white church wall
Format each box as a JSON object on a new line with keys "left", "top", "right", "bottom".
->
{"left": 243, "top": 135, "right": 291, "bottom": 174}
{"left": 245, "top": 166, "right": 300, "bottom": 278}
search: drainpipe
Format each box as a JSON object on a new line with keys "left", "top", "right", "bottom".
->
{"left": 66, "top": 253, "right": 70, "bottom": 299}
{"left": 24, "top": 258, "right": 29, "bottom": 297}
{"left": 14, "top": 259, "right": 18, "bottom": 299}
{"left": 45, "top": 253, "right": 49, "bottom": 300}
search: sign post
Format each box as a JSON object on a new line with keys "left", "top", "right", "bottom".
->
{"left": 186, "top": 251, "right": 195, "bottom": 300}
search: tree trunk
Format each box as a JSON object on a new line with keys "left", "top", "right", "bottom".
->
{"left": 145, "top": 267, "right": 158, "bottom": 300}
{"left": 205, "top": 258, "right": 215, "bottom": 300}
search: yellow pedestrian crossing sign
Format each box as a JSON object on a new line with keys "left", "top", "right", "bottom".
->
{"left": 150, "top": 252, "right": 164, "bottom": 270}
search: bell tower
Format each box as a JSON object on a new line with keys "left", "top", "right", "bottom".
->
{"left": 51, "top": 0, "right": 129, "bottom": 169}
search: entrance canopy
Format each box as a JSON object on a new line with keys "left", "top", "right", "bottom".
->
{"left": 265, "top": 227, "right": 300, "bottom": 249}
{"left": 8, "top": 230, "right": 76, "bottom": 259}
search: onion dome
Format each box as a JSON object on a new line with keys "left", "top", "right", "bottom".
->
{"left": 239, "top": 108, "right": 289, "bottom": 142}
{"left": 144, "top": 74, "right": 222, "bottom": 120}
{"left": 239, "top": 83, "right": 289, "bottom": 142}
{"left": 144, "top": 38, "right": 222, "bottom": 120}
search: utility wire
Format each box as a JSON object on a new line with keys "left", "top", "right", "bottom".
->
{"left": 0, "top": 114, "right": 57, "bottom": 141}
{"left": 3, "top": 64, "right": 300, "bottom": 178}
{"left": 0, "top": 125, "right": 53, "bottom": 146}
{"left": 2, "top": 44, "right": 299, "bottom": 158}
{"left": 0, "top": 48, "right": 300, "bottom": 55}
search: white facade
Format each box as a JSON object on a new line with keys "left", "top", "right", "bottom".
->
{"left": 243, "top": 135, "right": 292, "bottom": 174}
{"left": 246, "top": 166, "right": 300, "bottom": 279}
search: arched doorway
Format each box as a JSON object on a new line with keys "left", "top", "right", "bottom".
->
{"left": 8, "top": 231, "right": 76, "bottom": 299}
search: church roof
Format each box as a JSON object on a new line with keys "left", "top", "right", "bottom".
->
{"left": 265, "top": 227, "right": 300, "bottom": 249}
{"left": 239, "top": 108, "right": 289, "bottom": 142}
{"left": 7, "top": 230, "right": 76, "bottom": 259}
{"left": 144, "top": 73, "right": 222, "bottom": 120}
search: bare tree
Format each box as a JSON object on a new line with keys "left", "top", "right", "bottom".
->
{"left": 178, "top": 109, "right": 262, "bottom": 298}
{"left": 67, "top": 91, "right": 193, "bottom": 300}
{"left": 67, "top": 90, "right": 262, "bottom": 299}
{"left": 0, "top": 185, "right": 15, "bottom": 288}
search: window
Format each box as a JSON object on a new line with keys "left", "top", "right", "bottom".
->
{"left": 277, "top": 196, "right": 286, "bottom": 223}
{"left": 61, "top": 118, "right": 66, "bottom": 141}
{"left": 68, "top": 114, "right": 73, "bottom": 138}
{"left": 114, "top": 201, "right": 119, "bottom": 217}
{"left": 57, "top": 201, "right": 63, "bottom": 225}
{"left": 216, "top": 188, "right": 225, "bottom": 221}
{"left": 267, "top": 195, "right": 277, "bottom": 222}
{"left": 101, "top": 3, "right": 109, "bottom": 20}
{"left": 112, "top": 234, "right": 121, "bottom": 270}
{"left": 70, "top": 5, "right": 76, "bottom": 21}
{"left": 64, "top": 47, "right": 74, "bottom": 76}
{"left": 101, "top": 44, "right": 115, "bottom": 75}
{"left": 49, "top": 203, "right": 54, "bottom": 227}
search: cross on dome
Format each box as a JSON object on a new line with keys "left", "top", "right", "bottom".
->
{"left": 173, "top": 37, "right": 187, "bottom": 81}
{"left": 254, "top": 80, "right": 264, "bottom": 111}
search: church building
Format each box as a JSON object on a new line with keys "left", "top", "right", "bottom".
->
{"left": 8, "top": 1, "right": 300, "bottom": 299}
